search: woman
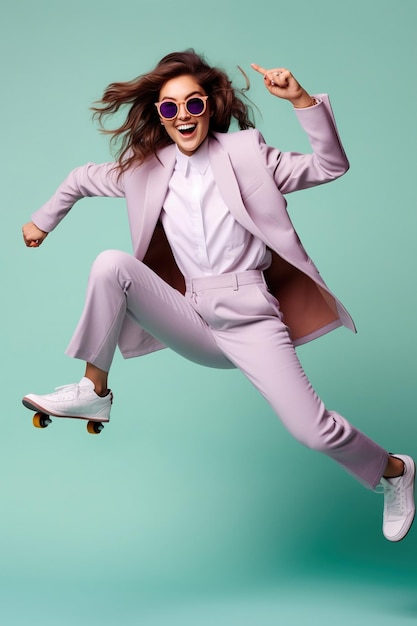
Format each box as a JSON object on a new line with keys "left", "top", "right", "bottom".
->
{"left": 22, "top": 50, "right": 415, "bottom": 542}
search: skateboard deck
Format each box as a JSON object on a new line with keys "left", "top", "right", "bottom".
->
{"left": 22, "top": 398, "right": 106, "bottom": 434}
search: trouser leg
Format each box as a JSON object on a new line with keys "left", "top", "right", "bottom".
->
{"left": 67, "top": 258, "right": 388, "bottom": 488}
{"left": 193, "top": 278, "right": 388, "bottom": 489}
{"left": 66, "top": 250, "right": 232, "bottom": 371}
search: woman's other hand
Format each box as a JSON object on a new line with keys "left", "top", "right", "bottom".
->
{"left": 22, "top": 222, "right": 48, "bottom": 248}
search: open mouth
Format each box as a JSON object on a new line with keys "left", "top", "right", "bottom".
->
{"left": 177, "top": 124, "right": 196, "bottom": 136}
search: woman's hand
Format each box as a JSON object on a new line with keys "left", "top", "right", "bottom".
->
{"left": 251, "top": 63, "right": 315, "bottom": 108}
{"left": 22, "top": 222, "right": 48, "bottom": 248}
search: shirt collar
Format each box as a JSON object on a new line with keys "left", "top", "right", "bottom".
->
{"left": 174, "top": 138, "right": 210, "bottom": 176}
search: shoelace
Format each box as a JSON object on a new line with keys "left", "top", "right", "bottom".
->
{"left": 52, "top": 383, "right": 81, "bottom": 400}
{"left": 49, "top": 383, "right": 111, "bottom": 406}
{"left": 54, "top": 383, "right": 78, "bottom": 392}
{"left": 383, "top": 479, "right": 405, "bottom": 517}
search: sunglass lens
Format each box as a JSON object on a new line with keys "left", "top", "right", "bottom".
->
{"left": 159, "top": 101, "right": 178, "bottom": 119}
{"left": 186, "top": 98, "right": 205, "bottom": 115}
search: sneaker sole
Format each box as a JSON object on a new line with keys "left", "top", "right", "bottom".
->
{"left": 22, "top": 397, "right": 110, "bottom": 423}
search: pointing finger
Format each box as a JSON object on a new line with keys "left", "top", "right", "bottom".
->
{"left": 251, "top": 63, "right": 267, "bottom": 76}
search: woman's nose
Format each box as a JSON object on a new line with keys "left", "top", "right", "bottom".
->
{"left": 177, "top": 102, "right": 190, "bottom": 119}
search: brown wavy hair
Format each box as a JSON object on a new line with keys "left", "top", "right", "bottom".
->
{"left": 92, "top": 50, "right": 256, "bottom": 173}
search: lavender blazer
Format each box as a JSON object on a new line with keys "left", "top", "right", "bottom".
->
{"left": 32, "top": 94, "right": 355, "bottom": 360}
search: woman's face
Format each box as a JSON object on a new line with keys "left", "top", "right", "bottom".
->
{"left": 157, "top": 74, "right": 211, "bottom": 156}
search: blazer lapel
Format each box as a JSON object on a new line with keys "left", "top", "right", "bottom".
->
{"left": 133, "top": 145, "right": 176, "bottom": 259}
{"left": 208, "top": 136, "right": 265, "bottom": 240}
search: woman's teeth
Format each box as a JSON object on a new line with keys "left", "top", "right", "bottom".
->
{"left": 178, "top": 124, "right": 196, "bottom": 135}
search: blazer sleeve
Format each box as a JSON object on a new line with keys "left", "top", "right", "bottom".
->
{"left": 31, "top": 162, "right": 126, "bottom": 233}
{"left": 257, "top": 94, "right": 350, "bottom": 194}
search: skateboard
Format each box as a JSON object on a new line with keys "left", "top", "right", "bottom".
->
{"left": 22, "top": 398, "right": 106, "bottom": 434}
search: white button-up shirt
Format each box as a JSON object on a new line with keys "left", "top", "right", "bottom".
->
{"left": 161, "top": 141, "right": 271, "bottom": 279}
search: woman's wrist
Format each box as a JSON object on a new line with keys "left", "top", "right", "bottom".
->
{"left": 292, "top": 96, "right": 317, "bottom": 109}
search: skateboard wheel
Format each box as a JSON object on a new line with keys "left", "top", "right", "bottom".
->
{"left": 33, "top": 412, "right": 52, "bottom": 429}
{"left": 87, "top": 421, "right": 104, "bottom": 435}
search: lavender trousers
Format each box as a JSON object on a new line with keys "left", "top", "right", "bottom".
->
{"left": 66, "top": 249, "right": 388, "bottom": 489}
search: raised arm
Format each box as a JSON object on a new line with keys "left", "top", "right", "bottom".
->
{"left": 251, "top": 63, "right": 349, "bottom": 193}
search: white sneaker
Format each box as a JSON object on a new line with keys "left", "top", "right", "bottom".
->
{"left": 379, "top": 454, "right": 415, "bottom": 542}
{"left": 22, "top": 377, "right": 112, "bottom": 422}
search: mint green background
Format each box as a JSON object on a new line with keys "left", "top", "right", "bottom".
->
{"left": 2, "top": 0, "right": 417, "bottom": 623}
